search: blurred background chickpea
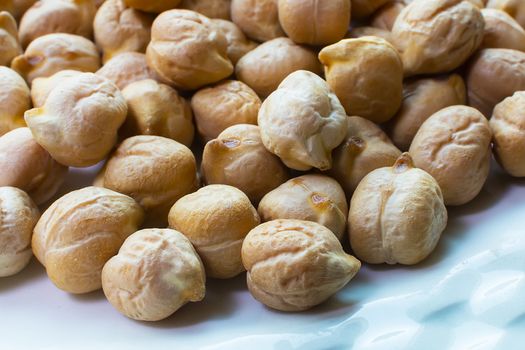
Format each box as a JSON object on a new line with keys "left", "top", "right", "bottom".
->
{"left": 0, "top": 66, "right": 29, "bottom": 135}
{"left": 96, "top": 52, "right": 161, "bottom": 90}
{"left": 181, "top": 0, "right": 231, "bottom": 20}
{"left": 231, "top": 0, "right": 284, "bottom": 42}
{"left": 0, "top": 11, "right": 21, "bottom": 66}
{"left": 371, "top": 1, "right": 406, "bottom": 31}
{"left": 480, "top": 9, "right": 525, "bottom": 51}
{"left": 487, "top": 0, "right": 525, "bottom": 28}
{"left": 352, "top": 0, "right": 391, "bottom": 19}
{"left": 123, "top": 0, "right": 180, "bottom": 13}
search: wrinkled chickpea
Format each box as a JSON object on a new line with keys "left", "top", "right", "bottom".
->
{"left": 30, "top": 69, "right": 81, "bottom": 107}
{"left": 231, "top": 0, "right": 284, "bottom": 42}
{"left": 0, "top": 66, "right": 30, "bottom": 135}
{"left": 211, "top": 19, "right": 257, "bottom": 64}
{"left": 481, "top": 9, "right": 525, "bottom": 51}
{"left": 181, "top": 0, "right": 231, "bottom": 20}
{"left": 96, "top": 52, "right": 161, "bottom": 90}
{"left": 0, "top": 11, "right": 21, "bottom": 66}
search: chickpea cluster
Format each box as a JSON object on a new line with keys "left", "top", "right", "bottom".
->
{"left": 1, "top": 0, "right": 524, "bottom": 321}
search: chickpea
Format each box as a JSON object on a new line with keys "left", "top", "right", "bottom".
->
{"left": 123, "top": 0, "right": 180, "bottom": 13}
{"left": 102, "top": 229, "right": 206, "bottom": 321}
{"left": 201, "top": 124, "right": 288, "bottom": 203}
{"left": 349, "top": 153, "right": 447, "bottom": 265}
{"left": 371, "top": 1, "right": 406, "bottom": 31}
{"left": 480, "top": 9, "right": 525, "bottom": 51}
{"left": 168, "top": 185, "right": 260, "bottom": 279}
{"left": 211, "top": 19, "right": 257, "bottom": 64}
{"left": 30, "top": 69, "right": 82, "bottom": 107}
{"left": 236, "top": 37, "right": 322, "bottom": 98}
{"left": 0, "top": 186, "right": 39, "bottom": 277}
{"left": 96, "top": 52, "right": 161, "bottom": 90}
{"left": 0, "top": 11, "right": 21, "bottom": 66}
{"left": 11, "top": 0, "right": 35, "bottom": 20}
{"left": 487, "top": 0, "right": 525, "bottom": 29}
{"left": 347, "top": 26, "right": 394, "bottom": 44}
{"left": 258, "top": 70, "right": 347, "bottom": 171}
{"left": 352, "top": 0, "right": 390, "bottom": 19}
{"left": 242, "top": 219, "right": 361, "bottom": 311}
{"left": 231, "top": 0, "right": 284, "bottom": 42}
{"left": 0, "top": 66, "right": 30, "bottom": 136}
{"left": 409, "top": 106, "right": 492, "bottom": 206}
{"left": 319, "top": 37, "right": 403, "bottom": 124}
{"left": 180, "top": 0, "right": 231, "bottom": 20}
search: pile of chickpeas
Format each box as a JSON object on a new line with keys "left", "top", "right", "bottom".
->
{"left": 1, "top": 0, "right": 525, "bottom": 321}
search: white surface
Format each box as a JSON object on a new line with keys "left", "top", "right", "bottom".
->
{"left": 2, "top": 162, "right": 525, "bottom": 350}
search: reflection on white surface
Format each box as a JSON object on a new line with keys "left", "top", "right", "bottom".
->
{"left": 2, "top": 162, "right": 525, "bottom": 349}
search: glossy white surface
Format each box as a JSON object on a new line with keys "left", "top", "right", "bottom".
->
{"left": 1, "top": 162, "right": 525, "bottom": 350}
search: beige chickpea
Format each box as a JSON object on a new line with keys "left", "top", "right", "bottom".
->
{"left": 258, "top": 70, "right": 347, "bottom": 171}
{"left": 11, "top": 33, "right": 100, "bottom": 84}
{"left": 387, "top": 74, "right": 467, "bottom": 151}
{"left": 347, "top": 26, "right": 394, "bottom": 44}
{"left": 94, "top": 0, "right": 154, "bottom": 63}
{"left": 392, "top": 0, "right": 484, "bottom": 76}
{"left": 191, "top": 80, "right": 261, "bottom": 142}
{"left": 319, "top": 37, "right": 403, "bottom": 124}
{"left": 0, "top": 66, "right": 30, "bottom": 136}
{"left": 30, "top": 69, "right": 81, "bottom": 107}
{"left": 236, "top": 37, "right": 322, "bottom": 98}
{"left": 169, "top": 185, "right": 260, "bottom": 279}
{"left": 32, "top": 186, "right": 144, "bottom": 293}
{"left": 330, "top": 116, "right": 401, "bottom": 196}
{"left": 481, "top": 9, "right": 525, "bottom": 51}
{"left": 0, "top": 128, "right": 67, "bottom": 204}
{"left": 409, "top": 106, "right": 492, "bottom": 206}
{"left": 201, "top": 124, "right": 288, "bottom": 203}
{"left": 278, "top": 0, "right": 350, "bottom": 46}
{"left": 490, "top": 92, "right": 525, "bottom": 177}
{"left": 371, "top": 1, "right": 406, "bottom": 31}
{"left": 123, "top": 0, "right": 180, "bottom": 13}
{"left": 352, "top": 0, "right": 390, "bottom": 19}
{"left": 121, "top": 79, "right": 194, "bottom": 147}
{"left": 96, "top": 52, "right": 161, "bottom": 90}
{"left": 181, "top": 0, "right": 231, "bottom": 20}
{"left": 349, "top": 153, "right": 447, "bottom": 265}
{"left": 242, "top": 219, "right": 361, "bottom": 312}
{"left": 466, "top": 48, "right": 525, "bottom": 118}
{"left": 211, "top": 19, "right": 257, "bottom": 64}
{"left": 146, "top": 10, "right": 233, "bottom": 90}
{"left": 0, "top": 186, "right": 39, "bottom": 277}
{"left": 258, "top": 175, "right": 347, "bottom": 240}
{"left": 487, "top": 0, "right": 525, "bottom": 28}
{"left": 231, "top": 0, "right": 284, "bottom": 42}
{"left": 103, "top": 136, "right": 198, "bottom": 224}
{"left": 0, "top": 11, "right": 21, "bottom": 66}
{"left": 25, "top": 72, "right": 127, "bottom": 167}
{"left": 18, "top": 0, "right": 96, "bottom": 48}
{"left": 102, "top": 229, "right": 205, "bottom": 322}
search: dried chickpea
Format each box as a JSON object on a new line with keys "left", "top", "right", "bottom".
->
{"left": 32, "top": 186, "right": 144, "bottom": 293}
{"left": 11, "top": 0, "right": 35, "bottom": 19}
{"left": 236, "top": 37, "right": 322, "bottom": 99}
{"left": 242, "top": 219, "right": 361, "bottom": 312}
{"left": 319, "top": 36, "right": 403, "bottom": 124}
{"left": 180, "top": 0, "right": 231, "bottom": 20}
{"left": 146, "top": 10, "right": 233, "bottom": 90}
{"left": 121, "top": 79, "right": 194, "bottom": 147}
{"left": 11, "top": 33, "right": 100, "bottom": 84}
{"left": 409, "top": 106, "right": 492, "bottom": 206}
{"left": 0, "top": 186, "right": 39, "bottom": 277}
{"left": 30, "top": 69, "right": 81, "bottom": 107}
{"left": 481, "top": 9, "right": 525, "bottom": 51}
{"left": 18, "top": 0, "right": 96, "bottom": 48}
{"left": 94, "top": 0, "right": 154, "bottom": 63}
{"left": 349, "top": 153, "right": 447, "bottom": 265}
{"left": 231, "top": 0, "right": 284, "bottom": 42}
{"left": 201, "top": 124, "right": 288, "bottom": 203}
{"left": 371, "top": 1, "right": 406, "bottom": 31}
{"left": 102, "top": 229, "right": 206, "bottom": 321}
{"left": 258, "top": 70, "right": 347, "bottom": 171}
{"left": 387, "top": 74, "right": 467, "bottom": 151}
{"left": 0, "top": 128, "right": 67, "bottom": 204}
{"left": 392, "top": 0, "right": 485, "bottom": 76}
{"left": 103, "top": 136, "right": 198, "bottom": 224}
{"left": 191, "top": 80, "right": 261, "bottom": 142}
{"left": 25, "top": 72, "right": 127, "bottom": 167}
{"left": 277, "top": 0, "right": 350, "bottom": 46}
{"left": 490, "top": 92, "right": 525, "bottom": 177}
{"left": 0, "top": 66, "right": 30, "bottom": 136}
{"left": 123, "top": 0, "right": 180, "bottom": 13}
{"left": 330, "top": 116, "right": 401, "bottom": 196}
{"left": 168, "top": 185, "right": 260, "bottom": 279}
{"left": 466, "top": 48, "right": 525, "bottom": 117}
{"left": 0, "top": 11, "right": 21, "bottom": 66}
{"left": 487, "top": 0, "right": 525, "bottom": 28}
{"left": 258, "top": 175, "right": 347, "bottom": 240}
{"left": 96, "top": 52, "right": 161, "bottom": 90}
{"left": 352, "top": 0, "right": 390, "bottom": 19}
{"left": 211, "top": 19, "right": 257, "bottom": 64}
{"left": 347, "top": 26, "right": 394, "bottom": 44}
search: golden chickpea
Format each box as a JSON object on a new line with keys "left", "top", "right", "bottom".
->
{"left": 180, "top": 0, "right": 231, "bottom": 20}
{"left": 0, "top": 128, "right": 67, "bottom": 204}
{"left": 0, "top": 11, "right": 21, "bottom": 66}
{"left": 349, "top": 153, "right": 447, "bottom": 265}
{"left": 93, "top": 0, "right": 154, "bottom": 63}
{"left": 30, "top": 69, "right": 81, "bottom": 107}
{"left": 231, "top": 0, "right": 284, "bottom": 42}
{"left": 11, "top": 0, "right": 35, "bottom": 19}
{"left": 347, "top": 26, "right": 394, "bottom": 44}
{"left": 371, "top": 1, "right": 406, "bottom": 31}
{"left": 0, "top": 186, "right": 39, "bottom": 277}
{"left": 352, "top": 0, "right": 390, "bottom": 19}
{"left": 201, "top": 124, "right": 288, "bottom": 203}
{"left": 121, "top": 79, "right": 194, "bottom": 147}
{"left": 330, "top": 116, "right": 401, "bottom": 196}
{"left": 102, "top": 229, "right": 206, "bottom": 321}
{"left": 11, "top": 33, "right": 100, "bottom": 84}
{"left": 32, "top": 186, "right": 144, "bottom": 294}
{"left": 236, "top": 37, "right": 322, "bottom": 98}
{"left": 169, "top": 185, "right": 260, "bottom": 279}
{"left": 0, "top": 66, "right": 30, "bottom": 136}
{"left": 146, "top": 9, "right": 233, "bottom": 90}
{"left": 409, "top": 106, "right": 492, "bottom": 206}
{"left": 487, "top": 0, "right": 525, "bottom": 28}
{"left": 242, "top": 219, "right": 361, "bottom": 311}
{"left": 191, "top": 80, "right": 261, "bottom": 142}
{"left": 481, "top": 9, "right": 525, "bottom": 51}
{"left": 25, "top": 72, "right": 127, "bottom": 167}
{"left": 96, "top": 52, "right": 161, "bottom": 90}
{"left": 123, "top": 0, "right": 180, "bottom": 13}
{"left": 319, "top": 37, "right": 403, "bottom": 124}
{"left": 211, "top": 19, "right": 257, "bottom": 64}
